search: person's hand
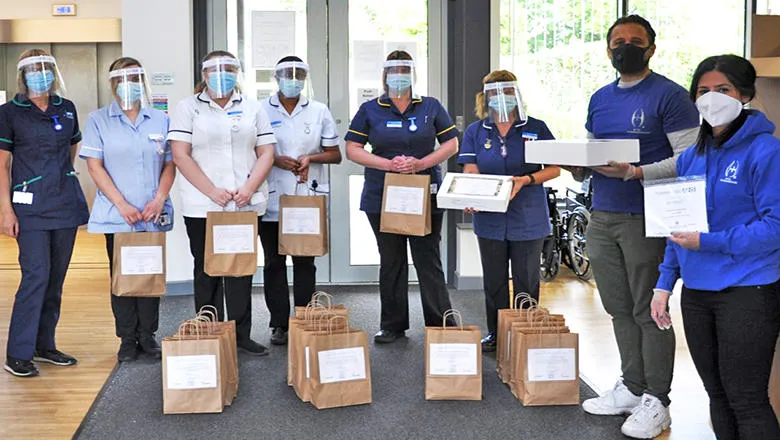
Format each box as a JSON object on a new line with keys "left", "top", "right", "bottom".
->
{"left": 463, "top": 207, "right": 479, "bottom": 214}
{"left": 208, "top": 187, "right": 234, "bottom": 208}
{"left": 402, "top": 156, "right": 425, "bottom": 174}
{"left": 463, "top": 164, "right": 480, "bottom": 174}
{"left": 509, "top": 176, "right": 531, "bottom": 200}
{"left": 1, "top": 209, "right": 19, "bottom": 238}
{"left": 390, "top": 155, "right": 408, "bottom": 173}
{"left": 650, "top": 289, "right": 673, "bottom": 330}
{"left": 141, "top": 195, "right": 165, "bottom": 223}
{"left": 233, "top": 184, "right": 255, "bottom": 208}
{"left": 117, "top": 201, "right": 143, "bottom": 226}
{"left": 669, "top": 231, "right": 701, "bottom": 250}
{"left": 561, "top": 166, "right": 591, "bottom": 182}
{"left": 591, "top": 161, "right": 637, "bottom": 180}
{"left": 296, "top": 155, "right": 311, "bottom": 183}
{"left": 275, "top": 155, "right": 299, "bottom": 171}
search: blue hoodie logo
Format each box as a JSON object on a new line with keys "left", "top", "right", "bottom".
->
{"left": 720, "top": 160, "right": 739, "bottom": 185}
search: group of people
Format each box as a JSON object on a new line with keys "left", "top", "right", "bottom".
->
{"left": 0, "top": 12, "right": 778, "bottom": 440}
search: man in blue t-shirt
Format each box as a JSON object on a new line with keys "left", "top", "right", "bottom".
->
{"left": 578, "top": 15, "right": 700, "bottom": 440}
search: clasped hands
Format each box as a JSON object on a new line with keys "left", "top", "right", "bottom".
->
{"left": 388, "top": 155, "right": 425, "bottom": 174}
{"left": 276, "top": 155, "right": 311, "bottom": 183}
{"left": 208, "top": 184, "right": 255, "bottom": 209}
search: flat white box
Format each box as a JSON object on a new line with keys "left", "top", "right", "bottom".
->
{"left": 525, "top": 139, "right": 640, "bottom": 167}
{"left": 436, "top": 173, "right": 513, "bottom": 213}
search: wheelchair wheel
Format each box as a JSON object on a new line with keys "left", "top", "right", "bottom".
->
{"left": 566, "top": 207, "right": 592, "bottom": 281}
{"left": 540, "top": 236, "right": 560, "bottom": 282}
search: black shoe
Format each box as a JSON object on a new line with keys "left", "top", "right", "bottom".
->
{"left": 138, "top": 335, "right": 162, "bottom": 359}
{"left": 481, "top": 333, "right": 497, "bottom": 352}
{"left": 33, "top": 349, "right": 77, "bottom": 366}
{"left": 237, "top": 339, "right": 269, "bottom": 356}
{"left": 374, "top": 329, "right": 404, "bottom": 344}
{"left": 4, "top": 357, "right": 39, "bottom": 377}
{"left": 270, "top": 328, "right": 288, "bottom": 346}
{"left": 117, "top": 338, "right": 139, "bottom": 362}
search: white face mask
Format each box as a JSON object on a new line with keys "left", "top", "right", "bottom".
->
{"left": 695, "top": 91, "right": 744, "bottom": 128}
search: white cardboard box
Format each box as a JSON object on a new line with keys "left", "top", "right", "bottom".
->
{"left": 436, "top": 173, "right": 513, "bottom": 213}
{"left": 525, "top": 139, "right": 640, "bottom": 167}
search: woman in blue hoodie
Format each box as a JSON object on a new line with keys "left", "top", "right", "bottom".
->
{"left": 652, "top": 55, "right": 780, "bottom": 439}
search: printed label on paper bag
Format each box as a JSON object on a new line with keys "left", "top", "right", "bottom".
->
{"left": 527, "top": 348, "right": 576, "bottom": 382}
{"left": 384, "top": 185, "right": 424, "bottom": 215}
{"left": 429, "top": 343, "right": 478, "bottom": 376}
{"left": 166, "top": 354, "right": 218, "bottom": 390}
{"left": 318, "top": 347, "right": 366, "bottom": 384}
{"left": 212, "top": 224, "right": 255, "bottom": 254}
{"left": 281, "top": 207, "right": 321, "bottom": 235}
{"left": 120, "top": 245, "right": 163, "bottom": 275}
{"left": 305, "top": 346, "right": 310, "bottom": 379}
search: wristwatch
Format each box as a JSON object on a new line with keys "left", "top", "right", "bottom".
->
{"left": 527, "top": 173, "right": 536, "bottom": 185}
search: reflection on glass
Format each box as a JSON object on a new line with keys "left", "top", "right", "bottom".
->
{"left": 349, "top": 175, "right": 380, "bottom": 265}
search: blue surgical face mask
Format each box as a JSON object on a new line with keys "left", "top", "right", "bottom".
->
{"left": 25, "top": 70, "right": 55, "bottom": 94}
{"left": 488, "top": 95, "right": 518, "bottom": 113}
{"left": 116, "top": 81, "right": 144, "bottom": 104}
{"left": 207, "top": 72, "right": 237, "bottom": 96}
{"left": 279, "top": 78, "right": 304, "bottom": 98}
{"left": 386, "top": 73, "right": 412, "bottom": 93}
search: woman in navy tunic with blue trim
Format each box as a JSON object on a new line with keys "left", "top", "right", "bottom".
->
{"left": 457, "top": 70, "right": 560, "bottom": 351}
{"left": 0, "top": 49, "right": 89, "bottom": 377}
{"left": 345, "top": 50, "right": 459, "bottom": 343}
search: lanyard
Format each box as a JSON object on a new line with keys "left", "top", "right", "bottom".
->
{"left": 12, "top": 175, "right": 42, "bottom": 192}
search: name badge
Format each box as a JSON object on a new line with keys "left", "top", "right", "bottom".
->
{"left": 430, "top": 183, "right": 438, "bottom": 195}
{"left": 271, "top": 120, "right": 283, "bottom": 128}
{"left": 522, "top": 131, "right": 538, "bottom": 142}
{"left": 13, "top": 191, "right": 33, "bottom": 205}
{"left": 386, "top": 120, "right": 403, "bottom": 129}
{"left": 148, "top": 134, "right": 165, "bottom": 142}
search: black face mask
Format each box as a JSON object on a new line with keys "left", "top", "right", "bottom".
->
{"left": 610, "top": 44, "right": 651, "bottom": 75}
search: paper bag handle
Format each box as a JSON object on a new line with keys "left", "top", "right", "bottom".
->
{"left": 327, "top": 315, "right": 349, "bottom": 334}
{"left": 310, "top": 291, "right": 333, "bottom": 309}
{"left": 514, "top": 292, "right": 537, "bottom": 310}
{"left": 197, "top": 305, "right": 218, "bottom": 322}
{"left": 442, "top": 309, "right": 464, "bottom": 329}
{"left": 176, "top": 320, "right": 203, "bottom": 338}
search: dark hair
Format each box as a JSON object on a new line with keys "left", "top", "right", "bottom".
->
{"left": 607, "top": 15, "right": 656, "bottom": 46}
{"left": 195, "top": 50, "right": 240, "bottom": 94}
{"left": 382, "top": 50, "right": 414, "bottom": 94}
{"left": 277, "top": 55, "right": 303, "bottom": 64}
{"left": 689, "top": 55, "right": 756, "bottom": 154}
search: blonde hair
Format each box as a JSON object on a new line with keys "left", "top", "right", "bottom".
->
{"left": 17, "top": 48, "right": 62, "bottom": 95}
{"left": 382, "top": 50, "right": 413, "bottom": 95}
{"left": 195, "top": 50, "right": 242, "bottom": 95}
{"left": 474, "top": 70, "right": 518, "bottom": 119}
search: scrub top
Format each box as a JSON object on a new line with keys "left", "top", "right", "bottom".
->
{"left": 167, "top": 91, "right": 277, "bottom": 218}
{"left": 0, "top": 93, "right": 89, "bottom": 231}
{"left": 260, "top": 94, "right": 340, "bottom": 222}
{"left": 458, "top": 116, "right": 554, "bottom": 242}
{"left": 344, "top": 95, "right": 458, "bottom": 214}
{"left": 80, "top": 101, "right": 173, "bottom": 233}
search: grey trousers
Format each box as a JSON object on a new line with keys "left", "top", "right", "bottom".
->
{"left": 586, "top": 210, "right": 676, "bottom": 405}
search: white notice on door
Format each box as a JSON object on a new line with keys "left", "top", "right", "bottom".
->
{"left": 120, "top": 245, "right": 164, "bottom": 275}
{"left": 384, "top": 186, "right": 424, "bottom": 215}
{"left": 429, "top": 343, "right": 478, "bottom": 376}
{"left": 281, "top": 207, "right": 321, "bottom": 235}
{"left": 527, "top": 348, "right": 576, "bottom": 382}
{"left": 212, "top": 224, "right": 255, "bottom": 254}
{"left": 251, "top": 11, "right": 296, "bottom": 68}
{"left": 318, "top": 347, "right": 366, "bottom": 384}
{"left": 166, "top": 354, "right": 218, "bottom": 390}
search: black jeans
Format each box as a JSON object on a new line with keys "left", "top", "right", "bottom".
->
{"left": 258, "top": 221, "right": 316, "bottom": 329}
{"left": 183, "top": 216, "right": 257, "bottom": 343}
{"left": 477, "top": 236, "right": 545, "bottom": 334}
{"left": 682, "top": 283, "right": 780, "bottom": 440}
{"left": 365, "top": 210, "right": 453, "bottom": 332}
{"left": 105, "top": 234, "right": 160, "bottom": 340}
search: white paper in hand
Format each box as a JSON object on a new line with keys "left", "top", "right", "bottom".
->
{"left": 644, "top": 176, "right": 708, "bottom": 237}
{"left": 166, "top": 354, "right": 218, "bottom": 389}
{"left": 318, "top": 347, "right": 366, "bottom": 384}
{"left": 527, "top": 348, "right": 576, "bottom": 382}
{"left": 212, "top": 224, "right": 255, "bottom": 254}
{"left": 385, "top": 185, "right": 424, "bottom": 215}
{"left": 429, "top": 343, "right": 478, "bottom": 376}
{"left": 120, "top": 245, "right": 164, "bottom": 275}
{"left": 282, "top": 207, "right": 321, "bottom": 235}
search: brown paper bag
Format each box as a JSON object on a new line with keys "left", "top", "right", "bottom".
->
{"left": 380, "top": 173, "right": 431, "bottom": 236}
{"left": 309, "top": 325, "right": 372, "bottom": 409}
{"left": 508, "top": 325, "right": 569, "bottom": 397}
{"left": 190, "top": 308, "right": 239, "bottom": 406}
{"left": 293, "top": 317, "right": 349, "bottom": 402}
{"left": 513, "top": 330, "right": 580, "bottom": 406}
{"left": 205, "top": 210, "right": 258, "bottom": 276}
{"left": 424, "top": 313, "right": 482, "bottom": 400}
{"left": 497, "top": 306, "right": 560, "bottom": 383}
{"left": 278, "top": 194, "right": 328, "bottom": 256}
{"left": 111, "top": 232, "right": 166, "bottom": 297}
{"left": 162, "top": 326, "right": 223, "bottom": 414}
{"left": 288, "top": 302, "right": 349, "bottom": 388}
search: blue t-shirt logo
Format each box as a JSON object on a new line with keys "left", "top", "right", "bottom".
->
{"left": 629, "top": 108, "right": 648, "bottom": 134}
{"left": 720, "top": 160, "right": 740, "bottom": 185}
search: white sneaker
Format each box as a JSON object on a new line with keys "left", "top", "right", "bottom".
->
{"left": 582, "top": 380, "right": 642, "bottom": 415}
{"left": 621, "top": 394, "right": 672, "bottom": 439}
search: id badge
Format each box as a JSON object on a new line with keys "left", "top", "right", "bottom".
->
{"left": 157, "top": 212, "right": 171, "bottom": 227}
{"left": 13, "top": 191, "right": 33, "bottom": 205}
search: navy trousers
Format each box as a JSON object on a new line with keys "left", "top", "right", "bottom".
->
{"left": 7, "top": 228, "right": 77, "bottom": 360}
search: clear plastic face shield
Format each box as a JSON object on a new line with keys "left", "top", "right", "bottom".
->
{"left": 17, "top": 55, "right": 66, "bottom": 98}
{"left": 202, "top": 57, "right": 242, "bottom": 99}
{"left": 483, "top": 81, "right": 526, "bottom": 124}
{"left": 383, "top": 60, "right": 416, "bottom": 99}
{"left": 274, "top": 61, "right": 313, "bottom": 99}
{"left": 109, "top": 67, "right": 153, "bottom": 111}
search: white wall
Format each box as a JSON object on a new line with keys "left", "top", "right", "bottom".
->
{"left": 122, "top": 0, "right": 194, "bottom": 283}
{"left": 0, "top": 1, "right": 121, "bottom": 19}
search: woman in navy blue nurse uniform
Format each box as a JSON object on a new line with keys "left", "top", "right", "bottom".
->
{"left": 80, "top": 57, "right": 174, "bottom": 363}
{"left": 0, "top": 49, "right": 89, "bottom": 377}
{"left": 457, "top": 70, "right": 560, "bottom": 351}
{"left": 345, "top": 50, "right": 459, "bottom": 344}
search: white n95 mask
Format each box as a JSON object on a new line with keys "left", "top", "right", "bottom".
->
{"left": 696, "top": 91, "right": 744, "bottom": 127}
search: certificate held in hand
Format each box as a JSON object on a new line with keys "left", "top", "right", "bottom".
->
{"left": 643, "top": 176, "right": 709, "bottom": 237}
